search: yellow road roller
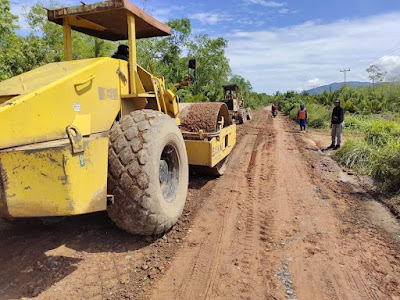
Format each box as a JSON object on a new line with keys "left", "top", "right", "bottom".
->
{"left": 0, "top": 0, "right": 236, "bottom": 235}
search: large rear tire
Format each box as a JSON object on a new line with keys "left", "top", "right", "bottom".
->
{"left": 237, "top": 109, "right": 247, "bottom": 124}
{"left": 246, "top": 108, "right": 253, "bottom": 120}
{"left": 107, "top": 110, "right": 188, "bottom": 235}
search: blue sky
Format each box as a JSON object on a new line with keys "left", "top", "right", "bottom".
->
{"left": 10, "top": 0, "right": 400, "bottom": 93}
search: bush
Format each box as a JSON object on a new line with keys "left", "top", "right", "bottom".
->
{"left": 306, "top": 104, "right": 330, "bottom": 128}
{"left": 335, "top": 139, "right": 372, "bottom": 173}
{"left": 282, "top": 100, "right": 300, "bottom": 116}
{"left": 288, "top": 103, "right": 330, "bottom": 129}
{"left": 342, "top": 99, "right": 359, "bottom": 113}
{"left": 336, "top": 120, "right": 400, "bottom": 193}
{"left": 365, "top": 120, "right": 400, "bottom": 147}
{"left": 344, "top": 114, "right": 373, "bottom": 134}
{"left": 370, "top": 139, "right": 400, "bottom": 193}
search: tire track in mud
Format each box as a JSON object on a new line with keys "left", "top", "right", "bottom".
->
{"left": 202, "top": 116, "right": 269, "bottom": 298}
{"left": 254, "top": 121, "right": 281, "bottom": 297}
{"left": 212, "top": 120, "right": 266, "bottom": 299}
{"left": 152, "top": 110, "right": 277, "bottom": 300}
{"left": 203, "top": 111, "right": 281, "bottom": 300}
{"left": 271, "top": 116, "right": 345, "bottom": 300}
{"left": 160, "top": 138, "right": 256, "bottom": 299}
{"left": 229, "top": 112, "right": 279, "bottom": 299}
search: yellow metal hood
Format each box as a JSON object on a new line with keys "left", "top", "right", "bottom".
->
{"left": 0, "top": 58, "right": 125, "bottom": 150}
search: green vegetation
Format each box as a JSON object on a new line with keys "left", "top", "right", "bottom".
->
{"left": 342, "top": 114, "right": 374, "bottom": 134}
{"left": 273, "top": 91, "right": 331, "bottom": 129}
{"left": 335, "top": 139, "right": 372, "bottom": 172}
{"left": 0, "top": 2, "right": 115, "bottom": 80}
{"left": 336, "top": 120, "right": 400, "bottom": 192}
{"left": 271, "top": 78, "right": 400, "bottom": 194}
{"left": 0, "top": 0, "right": 271, "bottom": 108}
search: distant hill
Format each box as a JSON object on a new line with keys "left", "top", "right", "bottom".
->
{"left": 305, "top": 81, "right": 373, "bottom": 95}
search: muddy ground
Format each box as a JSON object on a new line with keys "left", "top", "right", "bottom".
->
{"left": 0, "top": 108, "right": 399, "bottom": 300}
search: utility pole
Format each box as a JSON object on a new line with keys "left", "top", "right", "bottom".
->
{"left": 340, "top": 69, "right": 350, "bottom": 84}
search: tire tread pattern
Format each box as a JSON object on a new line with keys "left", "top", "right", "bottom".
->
{"left": 237, "top": 108, "right": 247, "bottom": 124}
{"left": 107, "top": 110, "right": 179, "bottom": 235}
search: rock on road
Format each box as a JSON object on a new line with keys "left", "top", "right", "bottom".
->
{"left": 0, "top": 108, "right": 399, "bottom": 300}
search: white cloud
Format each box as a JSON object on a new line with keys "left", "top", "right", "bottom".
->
{"left": 237, "top": 19, "right": 265, "bottom": 26}
{"left": 226, "top": 13, "right": 400, "bottom": 93}
{"left": 278, "top": 8, "right": 289, "bottom": 14}
{"left": 375, "top": 55, "right": 400, "bottom": 78}
{"left": 308, "top": 78, "right": 325, "bottom": 88}
{"left": 152, "top": 6, "right": 185, "bottom": 23}
{"left": 190, "top": 12, "right": 231, "bottom": 25}
{"left": 245, "top": 0, "right": 286, "bottom": 7}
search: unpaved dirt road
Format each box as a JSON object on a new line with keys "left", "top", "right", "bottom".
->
{"left": 1, "top": 108, "right": 400, "bottom": 300}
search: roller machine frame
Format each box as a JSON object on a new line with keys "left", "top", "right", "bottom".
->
{"left": 0, "top": 0, "right": 236, "bottom": 235}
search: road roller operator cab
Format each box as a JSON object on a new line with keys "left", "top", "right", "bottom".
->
{"left": 0, "top": 0, "right": 236, "bottom": 235}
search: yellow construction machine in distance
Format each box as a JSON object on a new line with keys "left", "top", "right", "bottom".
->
{"left": 222, "top": 84, "right": 252, "bottom": 124}
{"left": 0, "top": 0, "right": 236, "bottom": 235}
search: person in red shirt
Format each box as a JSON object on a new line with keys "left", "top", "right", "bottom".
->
{"left": 297, "top": 104, "right": 307, "bottom": 131}
{"left": 272, "top": 104, "right": 278, "bottom": 117}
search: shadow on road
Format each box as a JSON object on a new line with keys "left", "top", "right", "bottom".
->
{"left": 0, "top": 212, "right": 154, "bottom": 298}
{"left": 0, "top": 172, "right": 214, "bottom": 299}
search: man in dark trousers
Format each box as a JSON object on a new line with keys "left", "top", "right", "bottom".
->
{"left": 328, "top": 98, "right": 344, "bottom": 149}
{"left": 112, "top": 45, "right": 129, "bottom": 61}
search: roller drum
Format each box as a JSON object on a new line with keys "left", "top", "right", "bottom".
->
{"left": 179, "top": 102, "right": 231, "bottom": 133}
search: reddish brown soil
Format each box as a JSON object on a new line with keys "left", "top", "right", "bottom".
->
{"left": 0, "top": 108, "right": 399, "bottom": 300}
{"left": 179, "top": 102, "right": 229, "bottom": 133}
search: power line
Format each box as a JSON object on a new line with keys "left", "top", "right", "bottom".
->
{"left": 368, "top": 40, "right": 400, "bottom": 66}
{"left": 370, "top": 41, "right": 400, "bottom": 62}
{"left": 339, "top": 40, "right": 400, "bottom": 74}
{"left": 340, "top": 69, "right": 350, "bottom": 83}
{"left": 371, "top": 48, "right": 400, "bottom": 65}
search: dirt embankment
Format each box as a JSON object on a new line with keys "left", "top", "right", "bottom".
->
{"left": 0, "top": 108, "right": 399, "bottom": 300}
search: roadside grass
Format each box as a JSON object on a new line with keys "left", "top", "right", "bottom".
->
{"left": 279, "top": 101, "right": 400, "bottom": 193}
{"left": 335, "top": 139, "right": 372, "bottom": 173}
{"left": 369, "top": 138, "right": 400, "bottom": 192}
{"left": 343, "top": 114, "right": 374, "bottom": 134}
{"left": 365, "top": 119, "right": 400, "bottom": 147}
{"left": 335, "top": 119, "right": 400, "bottom": 193}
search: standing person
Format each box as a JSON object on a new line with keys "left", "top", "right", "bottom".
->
{"left": 328, "top": 98, "right": 344, "bottom": 149}
{"left": 297, "top": 104, "right": 307, "bottom": 132}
